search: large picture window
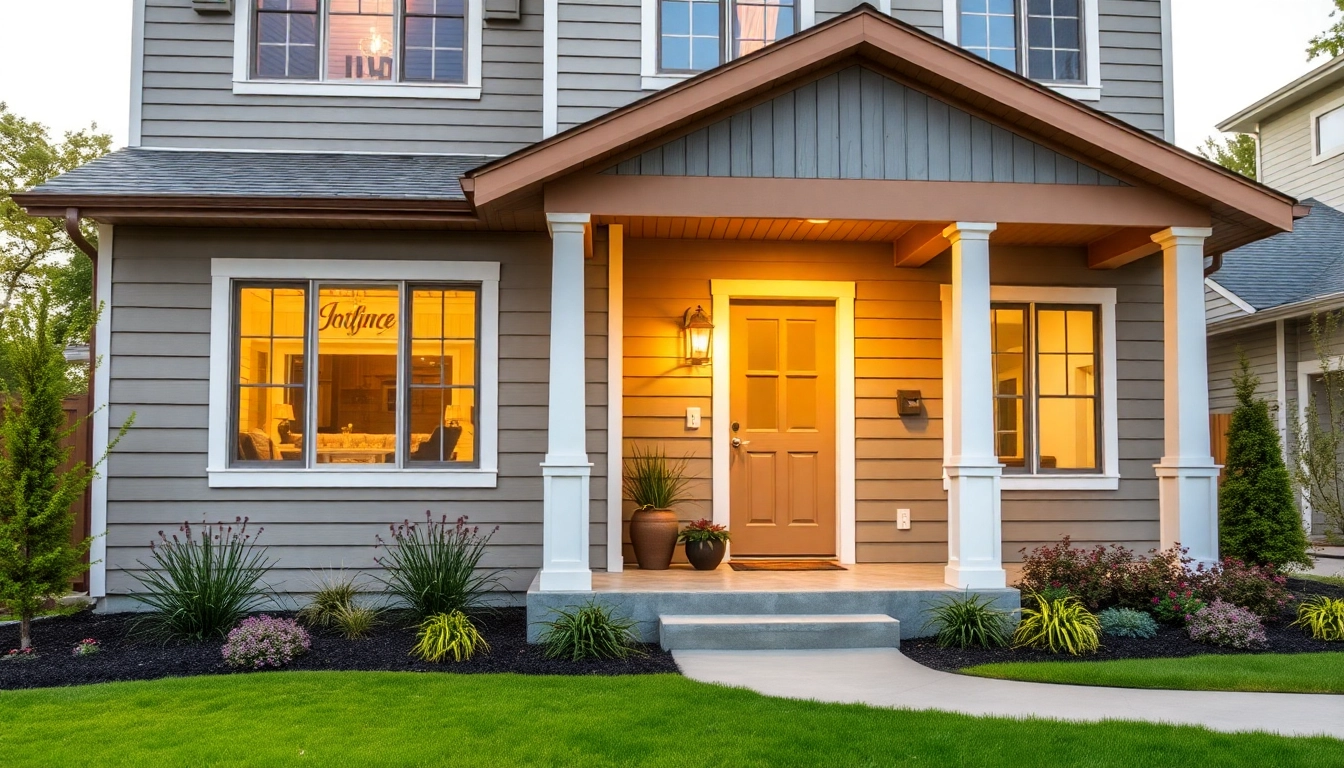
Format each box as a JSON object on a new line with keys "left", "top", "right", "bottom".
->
{"left": 659, "top": 0, "right": 794, "bottom": 73}
{"left": 231, "top": 280, "right": 480, "bottom": 469}
{"left": 252, "top": 0, "right": 468, "bottom": 84}
{"left": 958, "top": 0, "right": 1084, "bottom": 84}
{"left": 990, "top": 302, "right": 1100, "bottom": 473}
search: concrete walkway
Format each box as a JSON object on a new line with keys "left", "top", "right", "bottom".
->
{"left": 674, "top": 648, "right": 1344, "bottom": 738}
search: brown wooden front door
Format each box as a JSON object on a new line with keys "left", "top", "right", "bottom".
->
{"left": 728, "top": 300, "right": 837, "bottom": 557}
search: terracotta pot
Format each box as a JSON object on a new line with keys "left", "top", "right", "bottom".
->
{"left": 684, "top": 539, "right": 727, "bottom": 571}
{"left": 629, "top": 508, "right": 679, "bottom": 570}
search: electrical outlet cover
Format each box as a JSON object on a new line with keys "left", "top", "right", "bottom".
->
{"left": 897, "top": 508, "right": 911, "bottom": 530}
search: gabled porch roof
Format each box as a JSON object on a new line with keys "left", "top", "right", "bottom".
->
{"left": 466, "top": 5, "right": 1301, "bottom": 259}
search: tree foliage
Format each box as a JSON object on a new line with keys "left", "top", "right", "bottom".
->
{"left": 0, "top": 102, "right": 110, "bottom": 345}
{"left": 0, "top": 291, "right": 124, "bottom": 651}
{"left": 1219, "top": 352, "right": 1311, "bottom": 570}
{"left": 1198, "top": 134, "right": 1257, "bottom": 180}
{"left": 1309, "top": 0, "right": 1344, "bottom": 60}
{"left": 1290, "top": 312, "right": 1344, "bottom": 542}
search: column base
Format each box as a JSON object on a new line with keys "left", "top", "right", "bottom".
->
{"left": 1155, "top": 460, "right": 1221, "bottom": 566}
{"left": 944, "top": 458, "right": 1004, "bottom": 590}
{"left": 944, "top": 563, "right": 1007, "bottom": 589}
{"left": 539, "top": 459, "right": 594, "bottom": 593}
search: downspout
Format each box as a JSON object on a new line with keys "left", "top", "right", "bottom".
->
{"left": 65, "top": 208, "right": 99, "bottom": 592}
{"left": 1204, "top": 252, "right": 1223, "bottom": 278}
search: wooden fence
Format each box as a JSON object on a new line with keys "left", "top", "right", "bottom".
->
{"left": 61, "top": 397, "right": 92, "bottom": 592}
{"left": 1210, "top": 412, "right": 1232, "bottom": 486}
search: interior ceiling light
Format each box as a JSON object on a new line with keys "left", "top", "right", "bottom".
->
{"left": 805, "top": 219, "right": 831, "bottom": 224}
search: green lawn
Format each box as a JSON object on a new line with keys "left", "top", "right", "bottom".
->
{"left": 1294, "top": 572, "right": 1344, "bottom": 589}
{"left": 964, "top": 652, "right": 1344, "bottom": 694}
{"left": 1, "top": 672, "right": 1341, "bottom": 767}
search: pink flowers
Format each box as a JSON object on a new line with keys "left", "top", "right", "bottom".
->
{"left": 4, "top": 647, "right": 36, "bottom": 660}
{"left": 1187, "top": 600, "right": 1268, "bottom": 649}
{"left": 222, "top": 615, "right": 311, "bottom": 669}
{"left": 72, "top": 638, "right": 100, "bottom": 657}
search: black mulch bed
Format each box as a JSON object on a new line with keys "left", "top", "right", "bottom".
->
{"left": 903, "top": 577, "right": 1344, "bottom": 673}
{"left": 0, "top": 607, "right": 678, "bottom": 691}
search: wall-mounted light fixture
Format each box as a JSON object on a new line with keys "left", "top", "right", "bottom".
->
{"left": 682, "top": 305, "right": 714, "bottom": 366}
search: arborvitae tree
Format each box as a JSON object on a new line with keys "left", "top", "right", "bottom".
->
{"left": 1219, "top": 352, "right": 1311, "bottom": 571}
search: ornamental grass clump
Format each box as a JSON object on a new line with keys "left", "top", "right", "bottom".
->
{"left": 1186, "top": 600, "right": 1267, "bottom": 649}
{"left": 331, "top": 603, "right": 379, "bottom": 640}
{"left": 924, "top": 592, "right": 1013, "bottom": 649}
{"left": 375, "top": 512, "right": 501, "bottom": 620}
{"left": 1097, "top": 607, "right": 1159, "bottom": 639}
{"left": 1013, "top": 594, "right": 1101, "bottom": 655}
{"left": 622, "top": 444, "right": 692, "bottom": 511}
{"left": 222, "top": 615, "right": 310, "bottom": 669}
{"left": 1292, "top": 596, "right": 1344, "bottom": 641}
{"left": 412, "top": 611, "right": 488, "bottom": 662}
{"left": 130, "top": 519, "right": 273, "bottom": 641}
{"left": 540, "top": 601, "right": 642, "bottom": 661}
{"left": 296, "top": 570, "right": 361, "bottom": 629}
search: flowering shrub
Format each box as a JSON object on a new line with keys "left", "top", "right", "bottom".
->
{"left": 677, "top": 519, "right": 731, "bottom": 544}
{"left": 221, "top": 615, "right": 311, "bottom": 669}
{"left": 1192, "top": 559, "right": 1293, "bottom": 621}
{"left": 375, "top": 512, "right": 501, "bottom": 620}
{"left": 1109, "top": 547, "right": 1191, "bottom": 611}
{"left": 1017, "top": 538, "right": 1134, "bottom": 610}
{"left": 71, "top": 638, "right": 100, "bottom": 657}
{"left": 1097, "top": 607, "right": 1159, "bottom": 639}
{"left": 1152, "top": 589, "right": 1205, "bottom": 624}
{"left": 1186, "top": 600, "right": 1267, "bottom": 649}
{"left": 3, "top": 647, "right": 36, "bottom": 661}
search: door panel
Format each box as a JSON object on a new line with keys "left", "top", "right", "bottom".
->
{"left": 729, "top": 300, "right": 836, "bottom": 556}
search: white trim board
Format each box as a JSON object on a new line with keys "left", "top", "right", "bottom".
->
{"left": 1310, "top": 93, "right": 1344, "bottom": 165}
{"left": 1205, "top": 277, "right": 1256, "bottom": 316}
{"left": 1295, "top": 355, "right": 1344, "bottom": 536}
{"left": 940, "top": 284, "right": 1121, "bottom": 491}
{"left": 639, "top": 0, "right": 818, "bottom": 92}
{"left": 231, "top": 0, "right": 484, "bottom": 100}
{"left": 709, "top": 279, "right": 857, "bottom": 565}
{"left": 90, "top": 226, "right": 115, "bottom": 599}
{"left": 128, "top": 0, "right": 146, "bottom": 147}
{"left": 206, "top": 258, "right": 500, "bottom": 488}
{"left": 606, "top": 225, "right": 625, "bottom": 572}
{"left": 941, "top": 0, "right": 1101, "bottom": 102}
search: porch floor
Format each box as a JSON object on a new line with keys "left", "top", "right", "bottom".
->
{"left": 591, "top": 563, "right": 1025, "bottom": 592}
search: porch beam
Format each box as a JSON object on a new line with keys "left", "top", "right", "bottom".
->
{"left": 1153, "top": 226, "right": 1220, "bottom": 566}
{"left": 1088, "top": 228, "right": 1162, "bottom": 270}
{"left": 892, "top": 223, "right": 950, "bottom": 267}
{"left": 942, "top": 221, "right": 1006, "bottom": 590}
{"left": 539, "top": 212, "right": 594, "bottom": 592}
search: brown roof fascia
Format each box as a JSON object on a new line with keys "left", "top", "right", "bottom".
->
{"left": 467, "top": 6, "right": 1296, "bottom": 236}
{"left": 14, "top": 193, "right": 479, "bottom": 225}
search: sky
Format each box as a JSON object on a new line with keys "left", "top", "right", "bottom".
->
{"left": 0, "top": 0, "right": 1338, "bottom": 153}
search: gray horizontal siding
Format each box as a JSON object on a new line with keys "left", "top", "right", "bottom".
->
{"left": 1207, "top": 322, "right": 1278, "bottom": 413}
{"left": 606, "top": 66, "right": 1124, "bottom": 184}
{"left": 1205, "top": 283, "right": 1249, "bottom": 324}
{"left": 104, "top": 227, "right": 608, "bottom": 597}
{"left": 1260, "top": 86, "right": 1344, "bottom": 210}
{"left": 138, "top": 0, "right": 543, "bottom": 154}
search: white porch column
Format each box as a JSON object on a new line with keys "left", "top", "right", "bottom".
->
{"left": 943, "top": 222, "right": 1006, "bottom": 589}
{"left": 1153, "top": 227, "right": 1220, "bottom": 565}
{"left": 539, "top": 213, "right": 594, "bottom": 591}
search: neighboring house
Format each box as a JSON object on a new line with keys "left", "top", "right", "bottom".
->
{"left": 14, "top": 1, "right": 1299, "bottom": 628}
{"left": 1209, "top": 57, "right": 1344, "bottom": 539}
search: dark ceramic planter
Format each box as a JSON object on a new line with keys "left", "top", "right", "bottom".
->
{"left": 684, "top": 539, "right": 727, "bottom": 571}
{"left": 629, "top": 508, "right": 679, "bottom": 570}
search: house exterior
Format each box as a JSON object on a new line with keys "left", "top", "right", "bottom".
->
{"left": 1207, "top": 56, "right": 1344, "bottom": 539}
{"left": 15, "top": 0, "right": 1300, "bottom": 616}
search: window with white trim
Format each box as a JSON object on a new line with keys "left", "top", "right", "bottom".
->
{"left": 248, "top": 0, "right": 473, "bottom": 86}
{"left": 958, "top": 0, "right": 1082, "bottom": 83}
{"left": 658, "top": 0, "right": 795, "bottom": 73}
{"left": 209, "top": 259, "right": 499, "bottom": 489}
{"left": 1317, "top": 104, "right": 1344, "bottom": 158}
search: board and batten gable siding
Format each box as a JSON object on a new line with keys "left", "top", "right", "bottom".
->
{"left": 138, "top": 0, "right": 543, "bottom": 154}
{"left": 622, "top": 240, "right": 1163, "bottom": 564}
{"left": 605, "top": 66, "right": 1125, "bottom": 184}
{"left": 556, "top": 0, "right": 1168, "bottom": 138}
{"left": 1260, "top": 86, "right": 1344, "bottom": 210}
{"left": 104, "top": 227, "right": 608, "bottom": 601}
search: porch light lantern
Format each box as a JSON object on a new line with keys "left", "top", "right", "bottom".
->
{"left": 682, "top": 305, "right": 714, "bottom": 366}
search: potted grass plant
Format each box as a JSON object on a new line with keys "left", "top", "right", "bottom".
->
{"left": 623, "top": 444, "right": 691, "bottom": 570}
{"left": 678, "top": 519, "right": 730, "bottom": 571}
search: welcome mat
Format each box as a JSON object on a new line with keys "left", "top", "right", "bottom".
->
{"left": 729, "top": 560, "right": 846, "bottom": 571}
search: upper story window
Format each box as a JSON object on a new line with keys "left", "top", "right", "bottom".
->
{"left": 958, "top": 0, "right": 1084, "bottom": 85}
{"left": 1315, "top": 103, "right": 1344, "bottom": 162}
{"left": 247, "top": 0, "right": 472, "bottom": 88}
{"left": 658, "top": 0, "right": 795, "bottom": 73}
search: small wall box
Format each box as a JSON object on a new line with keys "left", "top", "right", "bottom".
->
{"left": 192, "top": 0, "right": 233, "bottom": 13}
{"left": 896, "top": 390, "right": 922, "bottom": 416}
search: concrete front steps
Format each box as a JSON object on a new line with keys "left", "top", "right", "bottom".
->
{"left": 658, "top": 613, "right": 901, "bottom": 651}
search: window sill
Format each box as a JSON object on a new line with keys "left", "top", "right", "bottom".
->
{"left": 1048, "top": 83, "right": 1101, "bottom": 102}
{"left": 1312, "top": 144, "right": 1344, "bottom": 165}
{"left": 642, "top": 73, "right": 692, "bottom": 91}
{"left": 1001, "top": 474, "right": 1119, "bottom": 491}
{"left": 232, "top": 80, "right": 483, "bottom": 100}
{"left": 206, "top": 468, "right": 498, "bottom": 489}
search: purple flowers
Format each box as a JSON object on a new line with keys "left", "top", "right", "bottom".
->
{"left": 222, "top": 615, "right": 311, "bottom": 669}
{"left": 1186, "top": 600, "right": 1268, "bottom": 649}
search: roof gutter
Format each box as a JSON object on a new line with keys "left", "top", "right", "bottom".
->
{"left": 64, "top": 207, "right": 98, "bottom": 260}
{"left": 1208, "top": 291, "right": 1344, "bottom": 336}
{"left": 1204, "top": 251, "right": 1222, "bottom": 278}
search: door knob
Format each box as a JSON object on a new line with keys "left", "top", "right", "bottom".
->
{"left": 731, "top": 437, "right": 751, "bottom": 448}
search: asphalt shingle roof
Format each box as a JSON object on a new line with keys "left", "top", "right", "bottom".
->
{"left": 24, "top": 147, "right": 488, "bottom": 201}
{"left": 1213, "top": 198, "right": 1344, "bottom": 311}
